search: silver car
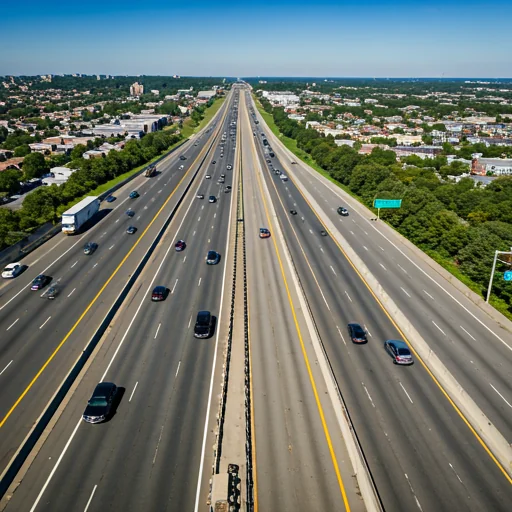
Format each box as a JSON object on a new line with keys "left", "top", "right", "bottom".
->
{"left": 384, "top": 340, "right": 414, "bottom": 365}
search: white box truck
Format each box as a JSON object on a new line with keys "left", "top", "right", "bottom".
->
{"left": 61, "top": 196, "right": 100, "bottom": 234}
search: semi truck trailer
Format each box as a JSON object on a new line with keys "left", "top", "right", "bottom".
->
{"left": 61, "top": 196, "right": 100, "bottom": 234}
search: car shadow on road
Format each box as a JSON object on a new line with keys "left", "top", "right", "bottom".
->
{"left": 106, "top": 387, "right": 126, "bottom": 422}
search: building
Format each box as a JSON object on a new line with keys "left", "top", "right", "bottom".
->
{"left": 261, "top": 91, "right": 300, "bottom": 107}
{"left": 130, "top": 82, "right": 144, "bottom": 96}
{"left": 197, "top": 90, "right": 216, "bottom": 100}
{"left": 471, "top": 157, "right": 512, "bottom": 176}
{"left": 334, "top": 139, "right": 356, "bottom": 148}
{"left": 42, "top": 166, "right": 76, "bottom": 186}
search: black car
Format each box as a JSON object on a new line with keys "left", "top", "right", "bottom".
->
{"left": 209, "top": 195, "right": 216, "bottom": 203}
{"left": 82, "top": 382, "right": 117, "bottom": 424}
{"left": 290, "top": 210, "right": 297, "bottom": 215}
{"left": 31, "top": 274, "right": 50, "bottom": 291}
{"left": 175, "top": 240, "right": 186, "bottom": 252}
{"left": 41, "top": 285, "right": 59, "bottom": 300}
{"left": 206, "top": 250, "right": 220, "bottom": 265}
{"left": 83, "top": 242, "right": 98, "bottom": 255}
{"left": 106, "top": 195, "right": 116, "bottom": 203}
{"left": 126, "top": 226, "right": 137, "bottom": 234}
{"left": 151, "top": 286, "right": 168, "bottom": 301}
{"left": 194, "top": 310, "right": 213, "bottom": 338}
{"left": 337, "top": 207, "right": 349, "bottom": 216}
{"left": 126, "top": 209, "right": 135, "bottom": 217}
{"left": 212, "top": 160, "right": 216, "bottom": 164}
{"left": 320, "top": 230, "right": 328, "bottom": 237}
{"left": 180, "top": 155, "right": 187, "bottom": 160}
{"left": 347, "top": 323, "right": 368, "bottom": 344}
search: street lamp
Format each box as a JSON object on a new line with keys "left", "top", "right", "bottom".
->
{"left": 486, "top": 248, "right": 512, "bottom": 303}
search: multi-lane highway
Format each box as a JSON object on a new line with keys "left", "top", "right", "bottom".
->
{"left": 2, "top": 83, "right": 511, "bottom": 512}
{"left": 244, "top": 90, "right": 512, "bottom": 511}
{"left": 241, "top": 98, "right": 363, "bottom": 511}
{"left": 251, "top": 99, "right": 512, "bottom": 445}
{"left": 1, "top": 90, "right": 241, "bottom": 511}
{"left": 0, "top": 96, "right": 232, "bottom": 481}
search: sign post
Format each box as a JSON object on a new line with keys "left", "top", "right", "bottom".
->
{"left": 486, "top": 248, "right": 512, "bottom": 302}
{"left": 373, "top": 199, "right": 402, "bottom": 220}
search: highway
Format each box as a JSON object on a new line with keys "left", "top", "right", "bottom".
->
{"left": 241, "top": 99, "right": 363, "bottom": 511}
{"left": 2, "top": 84, "right": 511, "bottom": 512}
{"left": 251, "top": 101, "right": 512, "bottom": 444}
{"left": 2, "top": 89, "right": 241, "bottom": 511}
{"left": 244, "top": 91, "right": 512, "bottom": 511}
{"left": 0, "top": 97, "right": 231, "bottom": 479}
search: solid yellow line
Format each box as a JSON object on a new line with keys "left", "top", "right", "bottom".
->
{"left": 282, "top": 161, "right": 512, "bottom": 486}
{"left": 248, "top": 117, "right": 351, "bottom": 510}
{"left": 0, "top": 103, "right": 230, "bottom": 429}
{"left": 240, "top": 98, "right": 258, "bottom": 512}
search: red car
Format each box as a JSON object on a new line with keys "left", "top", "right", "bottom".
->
{"left": 175, "top": 240, "right": 186, "bottom": 252}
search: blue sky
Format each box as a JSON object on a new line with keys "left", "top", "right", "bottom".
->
{"left": 2, "top": 0, "right": 511, "bottom": 77}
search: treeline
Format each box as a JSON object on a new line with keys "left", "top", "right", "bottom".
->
{"left": 0, "top": 130, "right": 180, "bottom": 250}
{"left": 262, "top": 99, "right": 512, "bottom": 311}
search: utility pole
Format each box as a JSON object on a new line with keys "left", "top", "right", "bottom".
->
{"left": 486, "top": 248, "right": 512, "bottom": 303}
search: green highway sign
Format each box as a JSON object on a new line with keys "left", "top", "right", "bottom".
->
{"left": 373, "top": 199, "right": 402, "bottom": 209}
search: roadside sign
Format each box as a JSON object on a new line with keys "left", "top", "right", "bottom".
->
{"left": 373, "top": 199, "right": 402, "bottom": 209}
{"left": 504, "top": 270, "right": 512, "bottom": 282}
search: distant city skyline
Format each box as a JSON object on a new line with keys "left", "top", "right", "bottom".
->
{"left": 2, "top": 0, "right": 511, "bottom": 77}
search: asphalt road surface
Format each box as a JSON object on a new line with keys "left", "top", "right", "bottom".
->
{"left": 240, "top": 98, "right": 364, "bottom": 511}
{"left": 2, "top": 90, "right": 241, "bottom": 511}
{"left": 251, "top": 100, "right": 512, "bottom": 445}
{"left": 0, "top": 97, "right": 232, "bottom": 479}
{"left": 244, "top": 91, "right": 512, "bottom": 511}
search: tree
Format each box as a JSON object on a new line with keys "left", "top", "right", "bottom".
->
{"left": 19, "top": 186, "right": 61, "bottom": 228}
{"left": 432, "top": 123, "right": 447, "bottom": 132}
{"left": 70, "top": 144, "right": 87, "bottom": 160}
{"left": 0, "top": 208, "right": 21, "bottom": 250}
{"left": 21, "top": 152, "right": 49, "bottom": 180}
{"left": 13, "top": 145, "right": 31, "bottom": 157}
{"left": 0, "top": 169, "right": 22, "bottom": 195}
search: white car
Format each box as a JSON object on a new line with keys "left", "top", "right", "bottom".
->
{"left": 2, "top": 262, "right": 25, "bottom": 279}
{"left": 205, "top": 174, "right": 211, "bottom": 179}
